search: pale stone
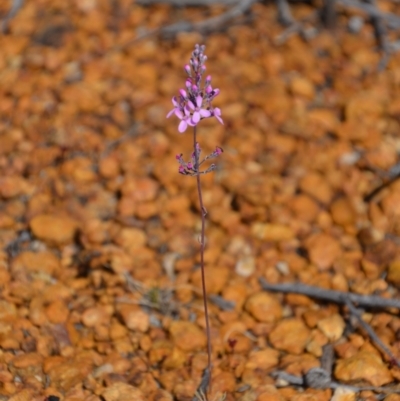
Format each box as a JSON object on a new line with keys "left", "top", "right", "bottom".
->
{"left": 330, "top": 387, "right": 356, "bottom": 401}
{"left": 317, "top": 314, "right": 345, "bottom": 341}
{"left": 251, "top": 223, "right": 295, "bottom": 242}
{"left": 335, "top": 351, "right": 392, "bottom": 386}
{"left": 102, "top": 382, "right": 145, "bottom": 401}
{"left": 169, "top": 321, "right": 206, "bottom": 352}
{"left": 245, "top": 348, "right": 280, "bottom": 371}
{"left": 304, "top": 233, "right": 341, "bottom": 270}
{"left": 235, "top": 255, "right": 256, "bottom": 277}
{"left": 245, "top": 292, "right": 283, "bottom": 323}
{"left": 290, "top": 76, "right": 315, "bottom": 99}
{"left": 118, "top": 305, "right": 149, "bottom": 333}
{"left": 269, "top": 318, "right": 310, "bottom": 354}
{"left": 30, "top": 214, "right": 78, "bottom": 245}
{"left": 330, "top": 197, "right": 356, "bottom": 227}
{"left": 299, "top": 172, "right": 332, "bottom": 205}
{"left": 387, "top": 260, "right": 400, "bottom": 286}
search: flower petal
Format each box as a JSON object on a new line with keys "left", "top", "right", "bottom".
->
{"left": 178, "top": 120, "right": 188, "bottom": 133}
{"left": 213, "top": 108, "right": 223, "bottom": 124}
{"left": 175, "top": 109, "right": 184, "bottom": 119}
{"left": 200, "top": 108, "right": 211, "bottom": 118}
{"left": 192, "top": 111, "right": 200, "bottom": 124}
{"left": 166, "top": 109, "right": 175, "bottom": 118}
{"left": 188, "top": 100, "right": 195, "bottom": 110}
{"left": 196, "top": 95, "right": 203, "bottom": 108}
{"left": 171, "top": 96, "right": 179, "bottom": 107}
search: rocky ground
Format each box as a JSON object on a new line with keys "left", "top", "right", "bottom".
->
{"left": 1, "top": 0, "right": 400, "bottom": 401}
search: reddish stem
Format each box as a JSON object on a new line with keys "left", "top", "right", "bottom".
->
{"left": 193, "top": 125, "right": 212, "bottom": 397}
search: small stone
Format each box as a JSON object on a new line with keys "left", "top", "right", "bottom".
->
{"left": 251, "top": 223, "right": 295, "bottom": 242}
{"left": 331, "top": 387, "right": 356, "bottom": 401}
{"left": 120, "top": 177, "right": 159, "bottom": 202}
{"left": 169, "top": 321, "right": 206, "bottom": 352}
{"left": 387, "top": 260, "right": 400, "bottom": 287}
{"left": 299, "top": 172, "right": 333, "bottom": 205}
{"left": 162, "top": 346, "right": 186, "bottom": 369}
{"left": 81, "top": 306, "right": 110, "bottom": 328}
{"left": 317, "top": 314, "right": 345, "bottom": 341}
{"left": 45, "top": 300, "right": 70, "bottom": 324}
{"left": 8, "top": 389, "right": 36, "bottom": 401}
{"left": 102, "top": 382, "right": 146, "bottom": 401}
{"left": 0, "top": 300, "right": 17, "bottom": 321}
{"left": 334, "top": 351, "right": 392, "bottom": 386}
{"left": 245, "top": 348, "right": 280, "bottom": 371}
{"left": 99, "top": 156, "right": 120, "bottom": 179}
{"left": 114, "top": 227, "right": 147, "bottom": 251}
{"left": 245, "top": 292, "right": 283, "bottom": 323}
{"left": 290, "top": 76, "right": 315, "bottom": 99}
{"left": 210, "top": 371, "right": 236, "bottom": 398}
{"left": 47, "top": 356, "right": 94, "bottom": 391}
{"left": 222, "top": 282, "right": 248, "bottom": 311}
{"left": 11, "top": 251, "right": 60, "bottom": 276}
{"left": 330, "top": 197, "right": 356, "bottom": 227}
{"left": 304, "top": 233, "right": 342, "bottom": 270}
{"left": 30, "top": 214, "right": 78, "bottom": 245}
{"left": 0, "top": 176, "right": 26, "bottom": 198}
{"left": 269, "top": 318, "right": 310, "bottom": 354}
{"left": 385, "top": 395, "right": 400, "bottom": 401}
{"left": 290, "top": 194, "right": 320, "bottom": 223}
{"left": 235, "top": 255, "right": 256, "bottom": 277}
{"left": 118, "top": 305, "right": 149, "bottom": 333}
{"left": 12, "top": 352, "right": 43, "bottom": 368}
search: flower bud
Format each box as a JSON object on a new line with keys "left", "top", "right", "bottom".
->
{"left": 184, "top": 64, "right": 191, "bottom": 76}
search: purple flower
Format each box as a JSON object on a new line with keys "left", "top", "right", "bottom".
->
{"left": 189, "top": 95, "right": 211, "bottom": 124}
{"left": 175, "top": 106, "right": 195, "bottom": 133}
{"left": 166, "top": 44, "right": 223, "bottom": 132}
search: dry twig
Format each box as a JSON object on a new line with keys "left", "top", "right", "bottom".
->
{"left": 1, "top": 0, "right": 24, "bottom": 33}
{"left": 113, "top": 0, "right": 257, "bottom": 50}
{"left": 259, "top": 278, "right": 400, "bottom": 309}
{"left": 345, "top": 299, "right": 400, "bottom": 367}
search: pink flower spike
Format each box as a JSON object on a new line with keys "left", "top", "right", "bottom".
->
{"left": 184, "top": 65, "right": 191, "bottom": 76}
{"left": 179, "top": 89, "right": 187, "bottom": 98}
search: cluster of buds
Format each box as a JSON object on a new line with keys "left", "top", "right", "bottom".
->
{"left": 167, "top": 44, "right": 223, "bottom": 133}
{"left": 176, "top": 143, "right": 223, "bottom": 176}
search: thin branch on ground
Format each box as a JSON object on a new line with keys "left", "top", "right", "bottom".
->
{"left": 276, "top": 0, "right": 294, "bottom": 26}
{"left": 321, "top": 0, "right": 337, "bottom": 28}
{"left": 137, "top": 0, "right": 240, "bottom": 5}
{"left": 272, "top": 369, "right": 400, "bottom": 393}
{"left": 274, "top": 11, "right": 319, "bottom": 45}
{"left": 113, "top": 0, "right": 257, "bottom": 51}
{"left": 259, "top": 278, "right": 400, "bottom": 309}
{"left": 345, "top": 298, "right": 400, "bottom": 367}
{"left": 365, "top": 0, "right": 391, "bottom": 70}
{"left": 1, "top": 0, "right": 24, "bottom": 33}
{"left": 337, "top": 0, "right": 400, "bottom": 29}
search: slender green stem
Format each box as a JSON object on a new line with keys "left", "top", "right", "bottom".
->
{"left": 193, "top": 126, "right": 212, "bottom": 397}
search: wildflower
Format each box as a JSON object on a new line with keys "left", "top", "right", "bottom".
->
{"left": 167, "top": 44, "right": 223, "bottom": 132}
